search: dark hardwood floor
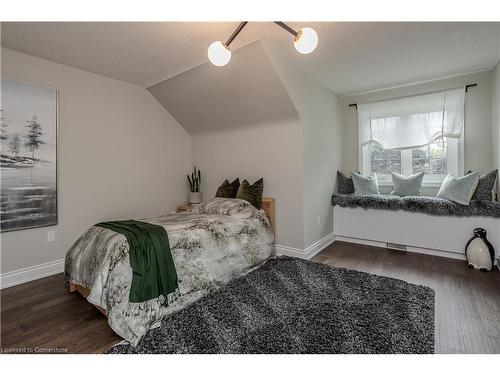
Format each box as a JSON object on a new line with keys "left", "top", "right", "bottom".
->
{"left": 1, "top": 241, "right": 499, "bottom": 353}
{"left": 313, "top": 242, "right": 500, "bottom": 354}
{"left": 1, "top": 273, "right": 121, "bottom": 353}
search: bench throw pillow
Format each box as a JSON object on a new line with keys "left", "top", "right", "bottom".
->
{"left": 466, "top": 170, "right": 498, "bottom": 201}
{"left": 236, "top": 178, "right": 264, "bottom": 209}
{"left": 337, "top": 171, "right": 355, "bottom": 194}
{"left": 437, "top": 172, "right": 479, "bottom": 205}
{"left": 215, "top": 178, "right": 240, "bottom": 198}
{"left": 351, "top": 171, "right": 380, "bottom": 195}
{"left": 390, "top": 171, "right": 425, "bottom": 197}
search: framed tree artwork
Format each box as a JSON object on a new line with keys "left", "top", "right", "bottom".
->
{"left": 0, "top": 77, "right": 58, "bottom": 232}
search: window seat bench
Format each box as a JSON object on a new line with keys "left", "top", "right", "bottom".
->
{"left": 331, "top": 194, "right": 500, "bottom": 218}
{"left": 331, "top": 194, "right": 499, "bottom": 262}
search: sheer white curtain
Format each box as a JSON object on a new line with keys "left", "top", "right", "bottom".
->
{"left": 358, "top": 88, "right": 465, "bottom": 150}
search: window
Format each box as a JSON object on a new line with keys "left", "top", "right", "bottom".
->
{"left": 363, "top": 137, "right": 461, "bottom": 186}
{"left": 358, "top": 88, "right": 465, "bottom": 186}
{"left": 411, "top": 139, "right": 448, "bottom": 175}
{"left": 370, "top": 148, "right": 402, "bottom": 175}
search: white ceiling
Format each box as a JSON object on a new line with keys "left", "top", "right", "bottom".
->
{"left": 2, "top": 22, "right": 499, "bottom": 95}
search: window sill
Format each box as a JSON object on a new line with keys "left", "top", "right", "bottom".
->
{"left": 377, "top": 181, "right": 443, "bottom": 188}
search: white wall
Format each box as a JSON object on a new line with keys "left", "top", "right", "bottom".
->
{"left": 0, "top": 48, "right": 192, "bottom": 273}
{"left": 190, "top": 43, "right": 344, "bottom": 251}
{"left": 495, "top": 25, "right": 500, "bottom": 188}
{"left": 301, "top": 87, "right": 343, "bottom": 248}
{"left": 153, "top": 41, "right": 306, "bottom": 249}
{"left": 265, "top": 45, "right": 343, "bottom": 249}
{"left": 342, "top": 70, "right": 493, "bottom": 195}
{"left": 493, "top": 62, "right": 500, "bottom": 195}
{"left": 192, "top": 120, "right": 304, "bottom": 249}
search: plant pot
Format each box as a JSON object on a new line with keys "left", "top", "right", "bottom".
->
{"left": 188, "top": 192, "right": 202, "bottom": 204}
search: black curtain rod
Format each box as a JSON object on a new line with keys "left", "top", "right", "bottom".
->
{"left": 348, "top": 83, "right": 478, "bottom": 109}
{"left": 465, "top": 83, "right": 477, "bottom": 92}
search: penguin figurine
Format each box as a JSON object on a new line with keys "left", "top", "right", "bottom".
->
{"left": 465, "top": 228, "right": 495, "bottom": 272}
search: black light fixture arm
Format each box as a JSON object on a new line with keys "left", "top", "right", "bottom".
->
{"left": 224, "top": 21, "right": 300, "bottom": 49}
{"left": 225, "top": 21, "right": 248, "bottom": 47}
{"left": 274, "top": 21, "right": 299, "bottom": 37}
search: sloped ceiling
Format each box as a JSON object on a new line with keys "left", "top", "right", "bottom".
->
{"left": 147, "top": 41, "right": 299, "bottom": 134}
{"left": 2, "top": 22, "right": 499, "bottom": 95}
{"left": 0, "top": 22, "right": 267, "bottom": 88}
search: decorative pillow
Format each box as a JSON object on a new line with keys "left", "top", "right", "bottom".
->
{"left": 466, "top": 170, "right": 498, "bottom": 201}
{"left": 337, "top": 171, "right": 355, "bottom": 194}
{"left": 236, "top": 178, "right": 264, "bottom": 209}
{"left": 351, "top": 172, "right": 380, "bottom": 195}
{"left": 191, "top": 197, "right": 254, "bottom": 216}
{"left": 215, "top": 178, "right": 240, "bottom": 198}
{"left": 390, "top": 171, "right": 424, "bottom": 197}
{"left": 436, "top": 172, "right": 479, "bottom": 205}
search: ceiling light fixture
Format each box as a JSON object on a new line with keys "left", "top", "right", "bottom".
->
{"left": 208, "top": 21, "right": 248, "bottom": 66}
{"left": 274, "top": 22, "right": 318, "bottom": 55}
{"left": 207, "top": 22, "right": 318, "bottom": 66}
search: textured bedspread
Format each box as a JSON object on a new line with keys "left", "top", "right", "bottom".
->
{"left": 65, "top": 198, "right": 274, "bottom": 346}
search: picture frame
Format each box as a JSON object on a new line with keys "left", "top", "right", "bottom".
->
{"left": 0, "top": 76, "right": 58, "bottom": 232}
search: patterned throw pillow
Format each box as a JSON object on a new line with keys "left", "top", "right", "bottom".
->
{"left": 351, "top": 172, "right": 380, "bottom": 195}
{"left": 337, "top": 171, "right": 355, "bottom": 194}
{"left": 437, "top": 172, "right": 479, "bottom": 205}
{"left": 215, "top": 178, "right": 240, "bottom": 198}
{"left": 390, "top": 171, "right": 424, "bottom": 197}
{"left": 236, "top": 178, "right": 264, "bottom": 209}
{"left": 466, "top": 170, "right": 498, "bottom": 201}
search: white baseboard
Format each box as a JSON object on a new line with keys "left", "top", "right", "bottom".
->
{"left": 276, "top": 233, "right": 335, "bottom": 260}
{"left": 1, "top": 234, "right": 336, "bottom": 289}
{"left": 335, "top": 235, "right": 468, "bottom": 261}
{"left": 274, "top": 244, "right": 308, "bottom": 259}
{"left": 0, "top": 258, "right": 65, "bottom": 289}
{"left": 8, "top": 230, "right": 491, "bottom": 289}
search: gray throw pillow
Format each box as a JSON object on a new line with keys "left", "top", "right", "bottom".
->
{"left": 437, "top": 172, "right": 479, "bottom": 205}
{"left": 390, "top": 171, "right": 424, "bottom": 197}
{"left": 466, "top": 170, "right": 498, "bottom": 202}
{"left": 351, "top": 171, "right": 380, "bottom": 195}
{"left": 236, "top": 178, "right": 264, "bottom": 209}
{"left": 215, "top": 178, "right": 240, "bottom": 198}
{"left": 337, "top": 171, "right": 355, "bottom": 194}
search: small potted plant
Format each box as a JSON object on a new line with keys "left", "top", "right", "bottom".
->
{"left": 187, "top": 166, "right": 202, "bottom": 204}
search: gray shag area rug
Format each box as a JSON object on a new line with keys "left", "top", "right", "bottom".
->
{"left": 106, "top": 257, "right": 435, "bottom": 354}
{"left": 332, "top": 193, "right": 500, "bottom": 218}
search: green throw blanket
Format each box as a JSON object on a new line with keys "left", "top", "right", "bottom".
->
{"left": 96, "top": 220, "right": 178, "bottom": 303}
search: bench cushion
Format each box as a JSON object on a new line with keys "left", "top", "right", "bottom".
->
{"left": 331, "top": 193, "right": 500, "bottom": 218}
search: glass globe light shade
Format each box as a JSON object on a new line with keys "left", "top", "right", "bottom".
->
{"left": 294, "top": 27, "right": 318, "bottom": 54}
{"left": 208, "top": 41, "right": 231, "bottom": 66}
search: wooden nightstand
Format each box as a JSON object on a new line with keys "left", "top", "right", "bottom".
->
{"left": 176, "top": 204, "right": 193, "bottom": 212}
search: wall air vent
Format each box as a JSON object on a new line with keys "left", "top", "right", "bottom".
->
{"left": 386, "top": 242, "right": 407, "bottom": 250}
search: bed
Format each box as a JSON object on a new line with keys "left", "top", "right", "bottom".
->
{"left": 64, "top": 197, "right": 275, "bottom": 346}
